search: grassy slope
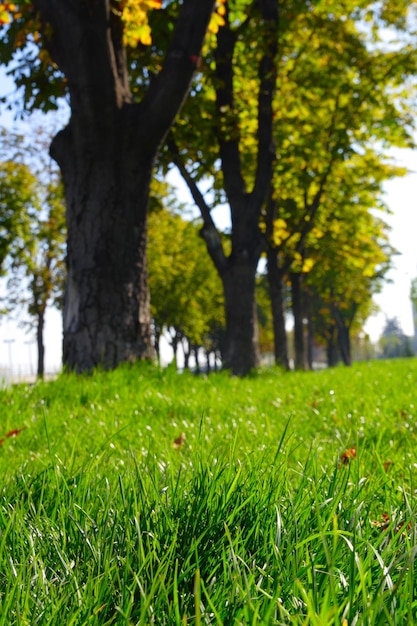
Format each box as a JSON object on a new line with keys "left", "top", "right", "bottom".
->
{"left": 0, "top": 359, "right": 417, "bottom": 624}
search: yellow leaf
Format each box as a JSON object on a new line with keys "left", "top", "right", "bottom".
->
{"left": 208, "top": 11, "right": 226, "bottom": 34}
{"left": 120, "top": 0, "right": 161, "bottom": 47}
{"left": 0, "top": 11, "right": 10, "bottom": 24}
{"left": 302, "top": 257, "right": 315, "bottom": 273}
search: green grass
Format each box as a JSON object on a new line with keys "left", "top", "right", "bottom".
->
{"left": 1, "top": 359, "right": 417, "bottom": 624}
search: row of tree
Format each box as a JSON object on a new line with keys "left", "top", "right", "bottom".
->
{"left": 0, "top": 0, "right": 416, "bottom": 375}
{"left": 0, "top": 129, "right": 412, "bottom": 373}
{"left": 0, "top": 132, "right": 404, "bottom": 376}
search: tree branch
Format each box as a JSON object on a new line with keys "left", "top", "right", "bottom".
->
{"left": 250, "top": 0, "right": 279, "bottom": 210}
{"left": 166, "top": 134, "right": 228, "bottom": 275}
{"left": 140, "top": 0, "right": 216, "bottom": 147}
{"left": 214, "top": 12, "right": 246, "bottom": 217}
{"left": 33, "top": 0, "right": 127, "bottom": 116}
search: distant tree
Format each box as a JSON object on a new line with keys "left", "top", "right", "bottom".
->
{"left": 6, "top": 186, "right": 66, "bottom": 377}
{"left": 0, "top": 127, "right": 66, "bottom": 377}
{"left": 256, "top": 273, "right": 275, "bottom": 362}
{"left": 147, "top": 203, "right": 224, "bottom": 368}
{"left": 379, "top": 317, "right": 414, "bottom": 359}
{"left": 265, "top": 2, "right": 416, "bottom": 370}
{"left": 411, "top": 277, "right": 417, "bottom": 353}
{"left": 0, "top": 158, "right": 39, "bottom": 276}
{"left": 167, "top": 0, "right": 279, "bottom": 375}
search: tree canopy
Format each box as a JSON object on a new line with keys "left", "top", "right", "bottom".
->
{"left": 1, "top": 1, "right": 417, "bottom": 374}
{"left": 1, "top": 0, "right": 219, "bottom": 373}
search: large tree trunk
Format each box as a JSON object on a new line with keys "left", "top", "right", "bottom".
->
{"left": 267, "top": 249, "right": 290, "bottom": 369}
{"left": 34, "top": 0, "right": 215, "bottom": 372}
{"left": 53, "top": 118, "right": 154, "bottom": 371}
{"left": 222, "top": 259, "right": 260, "bottom": 375}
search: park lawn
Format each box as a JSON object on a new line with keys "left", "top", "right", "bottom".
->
{"left": 0, "top": 358, "right": 417, "bottom": 625}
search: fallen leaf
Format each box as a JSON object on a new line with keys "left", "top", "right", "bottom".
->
{"left": 383, "top": 459, "right": 393, "bottom": 472}
{"left": 370, "top": 513, "right": 390, "bottom": 529}
{"left": 173, "top": 432, "right": 186, "bottom": 449}
{"left": 5, "top": 427, "right": 25, "bottom": 438}
{"left": 339, "top": 447, "right": 356, "bottom": 466}
{"left": 0, "top": 427, "right": 25, "bottom": 446}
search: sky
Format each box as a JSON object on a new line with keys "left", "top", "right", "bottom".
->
{"left": 368, "top": 150, "right": 417, "bottom": 341}
{"left": 0, "top": 77, "right": 417, "bottom": 377}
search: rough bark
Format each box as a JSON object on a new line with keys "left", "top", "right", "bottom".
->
{"left": 33, "top": 0, "right": 215, "bottom": 372}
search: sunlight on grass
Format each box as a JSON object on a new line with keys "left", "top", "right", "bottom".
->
{"left": 0, "top": 359, "right": 416, "bottom": 623}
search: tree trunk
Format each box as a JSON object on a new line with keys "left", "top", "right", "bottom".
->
{"left": 326, "top": 325, "right": 338, "bottom": 367}
{"left": 153, "top": 323, "right": 161, "bottom": 364}
{"left": 306, "top": 313, "right": 314, "bottom": 370}
{"left": 305, "top": 293, "right": 314, "bottom": 370}
{"left": 291, "top": 272, "right": 305, "bottom": 370}
{"left": 222, "top": 260, "right": 260, "bottom": 375}
{"left": 54, "top": 118, "right": 154, "bottom": 371}
{"left": 267, "top": 249, "right": 290, "bottom": 369}
{"left": 169, "top": 1, "right": 278, "bottom": 377}
{"left": 182, "top": 336, "right": 191, "bottom": 370}
{"left": 37, "top": 308, "right": 45, "bottom": 379}
{"left": 169, "top": 328, "right": 181, "bottom": 367}
{"left": 205, "top": 350, "right": 211, "bottom": 374}
{"left": 193, "top": 345, "right": 201, "bottom": 374}
{"left": 336, "top": 319, "right": 352, "bottom": 366}
{"left": 33, "top": 0, "right": 216, "bottom": 373}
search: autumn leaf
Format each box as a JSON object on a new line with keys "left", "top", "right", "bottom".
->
{"left": 0, "top": 2, "right": 16, "bottom": 25}
{"left": 383, "top": 459, "right": 393, "bottom": 472}
{"left": 0, "top": 426, "right": 25, "bottom": 446}
{"left": 118, "top": 0, "right": 162, "bottom": 47}
{"left": 173, "top": 432, "right": 186, "bottom": 449}
{"left": 5, "top": 427, "right": 25, "bottom": 437}
{"left": 208, "top": 0, "right": 226, "bottom": 34}
{"left": 339, "top": 447, "right": 356, "bottom": 466}
{"left": 370, "top": 512, "right": 390, "bottom": 529}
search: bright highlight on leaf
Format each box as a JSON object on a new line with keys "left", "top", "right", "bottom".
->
{"left": 208, "top": 0, "right": 226, "bottom": 34}
{"left": 117, "top": 0, "right": 162, "bottom": 47}
{"left": 0, "top": 2, "right": 16, "bottom": 25}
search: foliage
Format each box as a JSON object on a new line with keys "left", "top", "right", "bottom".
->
{"left": 1, "top": 359, "right": 417, "bottom": 622}
{"left": 379, "top": 317, "right": 414, "bottom": 358}
{"left": 302, "top": 152, "right": 402, "bottom": 336}
{"left": 148, "top": 198, "right": 224, "bottom": 355}
{"left": 0, "top": 0, "right": 225, "bottom": 114}
{"left": 260, "top": 3, "right": 417, "bottom": 366}
{"left": 0, "top": 152, "right": 39, "bottom": 275}
{"left": 0, "top": 127, "right": 66, "bottom": 376}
